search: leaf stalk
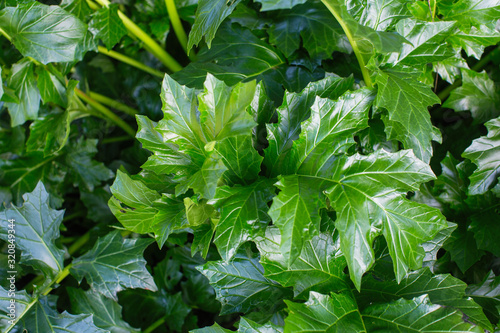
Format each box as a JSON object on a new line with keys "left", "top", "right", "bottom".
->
{"left": 97, "top": 46, "right": 164, "bottom": 78}
{"left": 165, "top": 0, "right": 195, "bottom": 61}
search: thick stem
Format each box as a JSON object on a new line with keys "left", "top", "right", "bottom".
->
{"left": 165, "top": 0, "right": 195, "bottom": 60}
{"left": 97, "top": 46, "right": 164, "bottom": 78}
{"left": 93, "top": 0, "right": 182, "bottom": 72}
{"left": 75, "top": 88, "right": 136, "bottom": 136}
{"left": 0, "top": 27, "right": 11, "bottom": 42}
{"left": 320, "top": 0, "right": 373, "bottom": 87}
{"left": 143, "top": 315, "right": 167, "bottom": 333}
{"left": 88, "top": 90, "right": 139, "bottom": 116}
{"left": 68, "top": 231, "right": 91, "bottom": 256}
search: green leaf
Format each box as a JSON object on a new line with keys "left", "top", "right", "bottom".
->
{"left": 5, "top": 59, "right": 40, "bottom": 127}
{"left": 209, "top": 179, "right": 274, "bottom": 261}
{"left": 373, "top": 65, "right": 442, "bottom": 163}
{"left": 0, "top": 182, "right": 64, "bottom": 278}
{"left": 60, "top": 0, "right": 92, "bottom": 21}
{"left": 36, "top": 67, "right": 68, "bottom": 107}
{"left": 466, "top": 271, "right": 500, "bottom": 325}
{"left": 267, "top": 175, "right": 328, "bottom": 265}
{"left": 462, "top": 116, "right": 500, "bottom": 195}
{"left": 255, "top": 227, "right": 348, "bottom": 299}
{"left": 174, "top": 23, "right": 286, "bottom": 88}
{"left": 23, "top": 297, "right": 108, "bottom": 333}
{"left": 191, "top": 323, "right": 233, "bottom": 333}
{"left": 187, "top": 0, "right": 242, "bottom": 51}
{"left": 65, "top": 139, "right": 114, "bottom": 192}
{"left": 445, "top": 227, "right": 483, "bottom": 273}
{"left": 264, "top": 75, "right": 355, "bottom": 177}
{"left": 347, "top": 0, "right": 410, "bottom": 31}
{"left": 152, "top": 194, "right": 188, "bottom": 248}
{"left": 284, "top": 291, "right": 365, "bottom": 332}
{"left": 469, "top": 194, "right": 500, "bottom": 256}
{"left": 0, "top": 2, "right": 87, "bottom": 64}
{"left": 385, "top": 19, "right": 456, "bottom": 66}
{"left": 268, "top": 2, "right": 351, "bottom": 58}
{"left": 26, "top": 110, "right": 71, "bottom": 157}
{"left": 363, "top": 295, "right": 483, "bottom": 332}
{"left": 443, "top": 69, "right": 500, "bottom": 125}
{"left": 179, "top": 156, "right": 227, "bottom": 199}
{"left": 358, "top": 268, "right": 492, "bottom": 330}
{"left": 197, "top": 248, "right": 293, "bottom": 315}
{"left": 438, "top": 0, "right": 500, "bottom": 28}
{"left": 448, "top": 25, "right": 500, "bottom": 59}
{"left": 0, "top": 287, "right": 32, "bottom": 331}
{"left": 289, "top": 88, "right": 374, "bottom": 175}
{"left": 0, "top": 66, "right": 4, "bottom": 100}
{"left": 238, "top": 317, "right": 283, "bottom": 333}
{"left": 215, "top": 135, "right": 263, "bottom": 185}
{"left": 109, "top": 170, "right": 160, "bottom": 233}
{"left": 67, "top": 287, "right": 140, "bottom": 333}
{"left": 89, "top": 4, "right": 127, "bottom": 50}
{"left": 324, "top": 150, "right": 445, "bottom": 289}
{"left": 255, "top": 0, "right": 307, "bottom": 11}
{"left": 71, "top": 231, "right": 157, "bottom": 300}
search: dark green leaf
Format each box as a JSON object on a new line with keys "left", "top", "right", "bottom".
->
{"left": 187, "top": 0, "right": 242, "bottom": 51}
{"left": 60, "top": 0, "right": 92, "bottom": 21}
{"left": 466, "top": 271, "right": 500, "bottom": 325}
{"left": 26, "top": 110, "right": 71, "bottom": 157}
{"left": 445, "top": 228, "right": 483, "bottom": 273}
{"left": 67, "top": 287, "right": 140, "bottom": 333}
{"left": 70, "top": 230, "right": 157, "bottom": 300}
{"left": 89, "top": 4, "right": 127, "bottom": 50}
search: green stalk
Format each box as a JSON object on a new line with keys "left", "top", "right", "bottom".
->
{"left": 320, "top": 0, "right": 373, "bottom": 87}
{"left": 165, "top": 0, "right": 195, "bottom": 61}
{"left": 68, "top": 231, "right": 91, "bottom": 256}
{"left": 97, "top": 46, "right": 164, "bottom": 78}
{"left": 88, "top": 90, "right": 139, "bottom": 116}
{"left": 143, "top": 315, "right": 167, "bottom": 333}
{"left": 0, "top": 27, "right": 11, "bottom": 42}
{"left": 101, "top": 135, "right": 133, "bottom": 144}
{"left": 93, "top": 0, "right": 182, "bottom": 72}
{"left": 75, "top": 88, "right": 136, "bottom": 136}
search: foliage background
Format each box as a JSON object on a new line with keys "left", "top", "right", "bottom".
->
{"left": 0, "top": 0, "right": 499, "bottom": 332}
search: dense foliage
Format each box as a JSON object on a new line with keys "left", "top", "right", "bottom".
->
{"left": 0, "top": 0, "right": 499, "bottom": 332}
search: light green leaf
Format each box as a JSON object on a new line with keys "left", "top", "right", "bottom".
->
{"left": 347, "top": 0, "right": 411, "bottom": 31}
{"left": 61, "top": 0, "right": 92, "bottom": 21}
{"left": 210, "top": 179, "right": 274, "bottom": 261}
{"left": 109, "top": 170, "right": 160, "bottom": 233}
{"left": 438, "top": 0, "right": 500, "bottom": 28}
{"left": 462, "top": 116, "right": 500, "bottom": 195}
{"left": 67, "top": 287, "right": 140, "bottom": 333}
{"left": 5, "top": 59, "right": 40, "bottom": 127}
{"left": 448, "top": 25, "right": 500, "bottom": 59}
{"left": 178, "top": 156, "right": 227, "bottom": 199}
{"left": 26, "top": 110, "right": 71, "bottom": 157}
{"left": 0, "top": 2, "right": 87, "bottom": 64}
{"left": 385, "top": 19, "right": 456, "bottom": 66}
{"left": 373, "top": 65, "right": 442, "bottom": 163}
{"left": 264, "top": 75, "right": 354, "bottom": 177}
{"left": 267, "top": 175, "right": 328, "bottom": 266}
{"left": 325, "top": 150, "right": 445, "bottom": 289}
{"left": 363, "top": 295, "right": 483, "bottom": 332}
{"left": 0, "top": 182, "right": 64, "bottom": 278}
{"left": 197, "top": 248, "right": 293, "bottom": 315}
{"left": 89, "top": 4, "right": 127, "bottom": 50}
{"left": 255, "top": 0, "right": 307, "bottom": 11}
{"left": 215, "top": 135, "right": 263, "bottom": 185}
{"left": 191, "top": 323, "right": 233, "bottom": 333}
{"left": 70, "top": 230, "right": 157, "bottom": 300}
{"left": 36, "top": 67, "right": 67, "bottom": 107}
{"left": 152, "top": 194, "right": 188, "bottom": 248}
{"left": 238, "top": 317, "right": 283, "bottom": 333}
{"left": 284, "top": 291, "right": 365, "bottom": 332}
{"left": 0, "top": 287, "right": 32, "bottom": 331}
{"left": 187, "top": 0, "right": 242, "bottom": 51}
{"left": 443, "top": 69, "right": 500, "bottom": 124}
{"left": 255, "top": 227, "right": 348, "bottom": 299}
{"left": 0, "top": 66, "right": 3, "bottom": 100}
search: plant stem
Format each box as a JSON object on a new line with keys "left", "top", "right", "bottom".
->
{"left": 62, "top": 210, "right": 86, "bottom": 222}
{"left": 101, "top": 135, "right": 133, "bottom": 144}
{"left": 75, "top": 88, "right": 136, "bottom": 136}
{"left": 85, "top": 0, "right": 100, "bottom": 10}
{"left": 320, "top": 0, "right": 373, "bottom": 87}
{"left": 165, "top": 0, "right": 195, "bottom": 60}
{"left": 88, "top": 90, "right": 139, "bottom": 116}
{"left": 0, "top": 27, "right": 11, "bottom": 42}
{"left": 97, "top": 46, "right": 164, "bottom": 78}
{"left": 143, "top": 315, "right": 167, "bottom": 333}
{"left": 93, "top": 0, "right": 183, "bottom": 72}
